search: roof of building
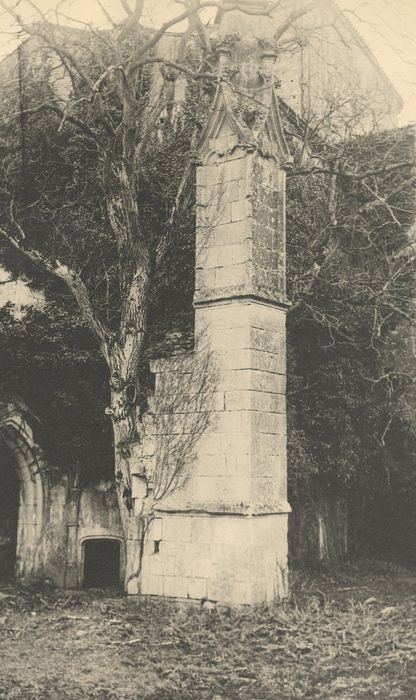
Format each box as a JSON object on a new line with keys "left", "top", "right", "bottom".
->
{"left": 327, "top": 0, "right": 403, "bottom": 109}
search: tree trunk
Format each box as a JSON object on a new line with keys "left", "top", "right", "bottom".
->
{"left": 106, "top": 329, "right": 149, "bottom": 593}
{"left": 112, "top": 422, "right": 141, "bottom": 593}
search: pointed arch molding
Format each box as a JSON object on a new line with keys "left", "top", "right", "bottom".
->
{"left": 198, "top": 84, "right": 293, "bottom": 167}
{"left": 0, "top": 402, "right": 49, "bottom": 580}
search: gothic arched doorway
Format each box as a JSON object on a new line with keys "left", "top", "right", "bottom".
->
{"left": 0, "top": 402, "right": 49, "bottom": 581}
{"left": 0, "top": 440, "right": 19, "bottom": 579}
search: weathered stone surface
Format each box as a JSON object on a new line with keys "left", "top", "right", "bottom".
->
{"left": 141, "top": 513, "right": 289, "bottom": 605}
{"left": 141, "top": 92, "right": 290, "bottom": 604}
{"left": 0, "top": 401, "right": 124, "bottom": 588}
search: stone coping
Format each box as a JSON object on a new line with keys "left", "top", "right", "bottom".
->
{"left": 194, "top": 291, "right": 291, "bottom": 310}
{"left": 154, "top": 500, "right": 291, "bottom": 516}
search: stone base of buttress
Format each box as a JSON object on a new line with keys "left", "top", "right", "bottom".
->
{"left": 140, "top": 509, "right": 289, "bottom": 605}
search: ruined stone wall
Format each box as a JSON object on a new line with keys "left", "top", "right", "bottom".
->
{"left": 274, "top": 0, "right": 402, "bottom": 129}
{"left": 19, "top": 477, "right": 123, "bottom": 588}
{"left": 0, "top": 402, "right": 123, "bottom": 587}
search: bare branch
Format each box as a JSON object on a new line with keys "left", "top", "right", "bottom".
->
{"left": 6, "top": 102, "right": 107, "bottom": 150}
{"left": 119, "top": 0, "right": 133, "bottom": 16}
{"left": 290, "top": 161, "right": 415, "bottom": 180}
{"left": 0, "top": 227, "right": 111, "bottom": 362}
{"left": 0, "top": 0, "right": 95, "bottom": 89}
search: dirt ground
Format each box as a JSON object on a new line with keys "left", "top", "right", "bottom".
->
{"left": 0, "top": 562, "right": 416, "bottom": 700}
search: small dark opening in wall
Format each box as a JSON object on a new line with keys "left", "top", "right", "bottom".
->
{"left": 0, "top": 441, "right": 19, "bottom": 580}
{"left": 83, "top": 539, "right": 121, "bottom": 588}
{"left": 153, "top": 540, "right": 161, "bottom": 554}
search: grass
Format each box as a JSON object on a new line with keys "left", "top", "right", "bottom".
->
{"left": 0, "top": 561, "right": 415, "bottom": 699}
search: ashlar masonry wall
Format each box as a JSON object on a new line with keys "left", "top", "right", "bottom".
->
{"left": 140, "top": 92, "right": 291, "bottom": 605}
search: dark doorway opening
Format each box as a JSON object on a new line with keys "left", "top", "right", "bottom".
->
{"left": 82, "top": 538, "right": 121, "bottom": 588}
{"left": 0, "top": 441, "right": 19, "bottom": 580}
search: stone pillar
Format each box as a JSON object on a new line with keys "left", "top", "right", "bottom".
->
{"left": 141, "top": 101, "right": 290, "bottom": 603}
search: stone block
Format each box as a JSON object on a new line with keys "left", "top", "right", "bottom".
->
{"left": 225, "top": 179, "right": 239, "bottom": 202}
{"left": 250, "top": 328, "right": 280, "bottom": 353}
{"left": 255, "top": 306, "right": 286, "bottom": 332}
{"left": 224, "top": 389, "right": 285, "bottom": 413}
{"left": 251, "top": 433, "right": 282, "bottom": 459}
{"left": 192, "top": 476, "right": 219, "bottom": 502}
{"left": 237, "top": 178, "right": 247, "bottom": 199}
{"left": 197, "top": 432, "right": 223, "bottom": 456}
{"left": 190, "top": 516, "right": 215, "bottom": 544}
{"left": 225, "top": 453, "right": 251, "bottom": 476}
{"left": 250, "top": 370, "right": 286, "bottom": 394}
{"left": 250, "top": 349, "right": 282, "bottom": 373}
{"left": 251, "top": 453, "right": 281, "bottom": 479}
{"left": 217, "top": 202, "right": 232, "bottom": 225}
{"left": 250, "top": 391, "right": 286, "bottom": 413}
{"left": 203, "top": 543, "right": 237, "bottom": 579}
{"left": 162, "top": 515, "right": 193, "bottom": 544}
{"left": 251, "top": 476, "right": 277, "bottom": 503}
{"left": 213, "top": 220, "right": 251, "bottom": 246}
{"left": 224, "top": 390, "right": 251, "bottom": 411}
{"left": 220, "top": 369, "right": 253, "bottom": 391}
{"left": 192, "top": 557, "right": 214, "bottom": 579}
{"left": 141, "top": 574, "right": 164, "bottom": 597}
{"left": 195, "top": 454, "right": 226, "bottom": 477}
{"left": 219, "top": 347, "right": 253, "bottom": 369}
{"left": 196, "top": 301, "right": 253, "bottom": 330}
{"left": 219, "top": 431, "right": 252, "bottom": 455}
{"left": 213, "top": 391, "right": 226, "bottom": 411}
{"left": 209, "top": 326, "right": 251, "bottom": 351}
{"left": 203, "top": 243, "right": 250, "bottom": 269}
{"left": 187, "top": 577, "right": 208, "bottom": 600}
{"left": 223, "top": 158, "right": 245, "bottom": 182}
{"left": 214, "top": 263, "right": 251, "bottom": 290}
{"left": 195, "top": 268, "right": 216, "bottom": 292}
{"left": 217, "top": 517, "right": 250, "bottom": 545}
{"left": 214, "top": 410, "right": 251, "bottom": 434}
{"left": 131, "top": 475, "right": 147, "bottom": 501}
{"left": 217, "top": 476, "right": 251, "bottom": 503}
{"left": 173, "top": 548, "right": 195, "bottom": 578}
{"left": 204, "top": 162, "right": 225, "bottom": 187}
{"left": 206, "top": 577, "right": 251, "bottom": 605}
{"left": 220, "top": 367, "right": 285, "bottom": 394}
{"left": 163, "top": 575, "right": 188, "bottom": 599}
{"left": 231, "top": 198, "right": 251, "bottom": 222}
{"left": 149, "top": 553, "right": 175, "bottom": 577}
{"left": 251, "top": 410, "right": 282, "bottom": 435}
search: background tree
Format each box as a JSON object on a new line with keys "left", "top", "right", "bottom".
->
{"left": 285, "top": 121, "right": 416, "bottom": 563}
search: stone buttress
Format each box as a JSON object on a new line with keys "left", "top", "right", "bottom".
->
{"left": 140, "top": 30, "right": 293, "bottom": 604}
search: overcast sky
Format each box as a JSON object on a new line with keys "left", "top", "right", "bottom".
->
{"left": 1, "top": 0, "right": 415, "bottom": 123}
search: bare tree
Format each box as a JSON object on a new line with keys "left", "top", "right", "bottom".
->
{"left": 0, "top": 0, "right": 414, "bottom": 581}
{"left": 0, "top": 0, "right": 221, "bottom": 588}
{"left": 0, "top": 0, "right": 340, "bottom": 589}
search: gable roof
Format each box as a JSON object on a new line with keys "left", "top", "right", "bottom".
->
{"left": 327, "top": 0, "right": 403, "bottom": 110}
